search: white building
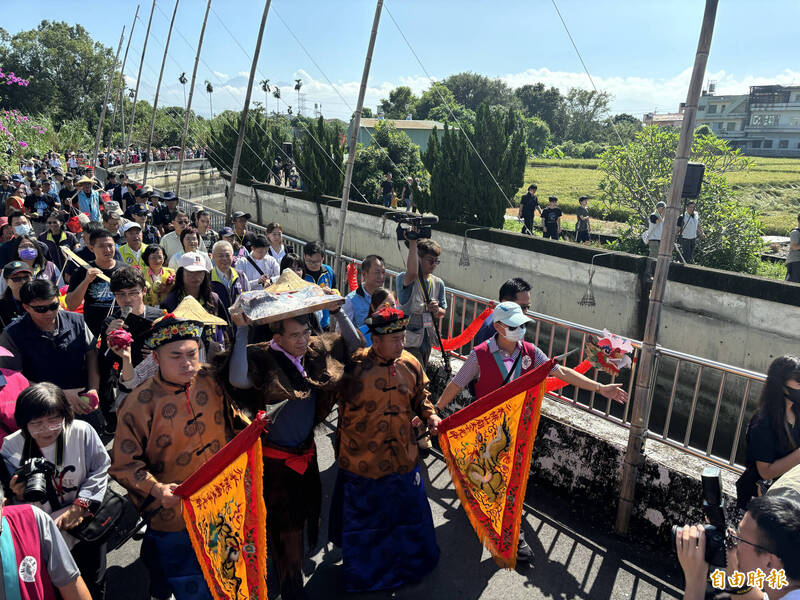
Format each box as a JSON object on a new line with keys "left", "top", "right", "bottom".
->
{"left": 696, "top": 85, "right": 800, "bottom": 157}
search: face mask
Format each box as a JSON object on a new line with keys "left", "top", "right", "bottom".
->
{"left": 502, "top": 325, "right": 525, "bottom": 343}
{"left": 785, "top": 387, "right": 800, "bottom": 406}
{"left": 14, "top": 224, "right": 32, "bottom": 236}
{"left": 19, "top": 247, "right": 38, "bottom": 261}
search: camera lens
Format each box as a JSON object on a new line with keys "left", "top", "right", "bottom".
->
{"left": 23, "top": 472, "right": 48, "bottom": 503}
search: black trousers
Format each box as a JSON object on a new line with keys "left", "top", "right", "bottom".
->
{"left": 543, "top": 226, "right": 559, "bottom": 239}
{"left": 71, "top": 539, "right": 107, "bottom": 599}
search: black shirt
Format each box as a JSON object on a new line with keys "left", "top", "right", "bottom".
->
{"left": 99, "top": 305, "right": 164, "bottom": 367}
{"left": 746, "top": 411, "right": 800, "bottom": 468}
{"left": 520, "top": 193, "right": 539, "bottom": 218}
{"left": 542, "top": 207, "right": 562, "bottom": 227}
{"left": 67, "top": 260, "right": 125, "bottom": 335}
{"left": 381, "top": 180, "right": 394, "bottom": 195}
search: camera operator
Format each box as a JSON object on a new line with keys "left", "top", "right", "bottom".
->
{"left": 676, "top": 495, "right": 800, "bottom": 600}
{"left": 0, "top": 382, "right": 110, "bottom": 599}
{"left": 398, "top": 235, "right": 446, "bottom": 370}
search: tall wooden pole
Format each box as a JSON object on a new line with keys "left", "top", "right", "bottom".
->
{"left": 92, "top": 27, "right": 125, "bottom": 168}
{"left": 615, "top": 0, "right": 718, "bottom": 536}
{"left": 333, "top": 0, "right": 383, "bottom": 277}
{"left": 124, "top": 0, "right": 156, "bottom": 168}
{"left": 225, "top": 0, "right": 272, "bottom": 222}
{"left": 143, "top": 0, "right": 179, "bottom": 185}
{"left": 175, "top": 0, "right": 212, "bottom": 198}
{"left": 108, "top": 5, "right": 139, "bottom": 150}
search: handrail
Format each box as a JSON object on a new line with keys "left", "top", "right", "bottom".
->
{"left": 172, "top": 194, "right": 762, "bottom": 474}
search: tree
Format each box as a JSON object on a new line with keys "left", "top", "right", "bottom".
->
{"left": 514, "top": 83, "right": 568, "bottom": 141}
{"left": 204, "top": 81, "right": 214, "bottom": 118}
{"left": 294, "top": 116, "right": 344, "bottom": 200}
{"left": 0, "top": 21, "right": 116, "bottom": 130}
{"left": 360, "top": 107, "right": 373, "bottom": 118}
{"left": 425, "top": 103, "right": 526, "bottom": 227}
{"left": 206, "top": 111, "right": 290, "bottom": 184}
{"left": 413, "top": 82, "right": 475, "bottom": 128}
{"left": 599, "top": 113, "right": 642, "bottom": 146}
{"left": 522, "top": 116, "right": 550, "bottom": 154}
{"left": 351, "top": 121, "right": 427, "bottom": 203}
{"left": 442, "top": 72, "right": 517, "bottom": 112}
{"left": 294, "top": 79, "right": 302, "bottom": 114}
{"left": 565, "top": 87, "right": 612, "bottom": 142}
{"left": 599, "top": 126, "right": 761, "bottom": 273}
{"left": 379, "top": 86, "right": 417, "bottom": 119}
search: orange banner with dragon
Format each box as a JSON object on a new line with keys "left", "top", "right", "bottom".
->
{"left": 437, "top": 360, "right": 554, "bottom": 569}
{"left": 174, "top": 413, "right": 269, "bottom": 600}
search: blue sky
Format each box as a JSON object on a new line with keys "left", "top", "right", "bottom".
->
{"left": 3, "top": 0, "right": 799, "bottom": 121}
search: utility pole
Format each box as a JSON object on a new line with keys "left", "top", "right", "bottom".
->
{"left": 225, "top": 0, "right": 272, "bottom": 222}
{"left": 333, "top": 0, "right": 383, "bottom": 277}
{"left": 92, "top": 27, "right": 124, "bottom": 168}
{"left": 143, "top": 0, "right": 179, "bottom": 185}
{"left": 176, "top": 0, "right": 212, "bottom": 199}
{"left": 124, "top": 0, "right": 156, "bottom": 168}
{"left": 108, "top": 5, "right": 139, "bottom": 149}
{"left": 615, "top": 0, "right": 719, "bottom": 536}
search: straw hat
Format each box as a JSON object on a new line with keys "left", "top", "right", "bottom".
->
{"left": 171, "top": 295, "right": 228, "bottom": 326}
{"left": 76, "top": 175, "right": 94, "bottom": 185}
{"left": 264, "top": 268, "right": 314, "bottom": 294}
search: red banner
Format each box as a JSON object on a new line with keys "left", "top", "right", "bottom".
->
{"left": 438, "top": 360, "right": 554, "bottom": 568}
{"left": 434, "top": 306, "right": 494, "bottom": 352}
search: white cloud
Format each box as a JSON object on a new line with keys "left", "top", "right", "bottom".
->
{"left": 212, "top": 71, "right": 229, "bottom": 80}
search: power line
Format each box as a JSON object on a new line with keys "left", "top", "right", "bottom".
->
{"left": 549, "top": 0, "right": 659, "bottom": 213}
{"left": 383, "top": 0, "right": 515, "bottom": 210}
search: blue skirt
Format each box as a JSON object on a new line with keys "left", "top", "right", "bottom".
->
{"left": 143, "top": 528, "right": 213, "bottom": 600}
{"left": 329, "top": 465, "right": 440, "bottom": 592}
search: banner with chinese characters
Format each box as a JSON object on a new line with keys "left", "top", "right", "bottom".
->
{"left": 438, "top": 360, "right": 554, "bottom": 569}
{"left": 175, "top": 413, "right": 269, "bottom": 600}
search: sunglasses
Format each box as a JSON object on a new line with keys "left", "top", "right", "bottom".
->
{"left": 502, "top": 323, "right": 526, "bottom": 332}
{"left": 29, "top": 301, "right": 60, "bottom": 313}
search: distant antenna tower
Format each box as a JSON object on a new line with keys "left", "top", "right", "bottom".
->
{"left": 298, "top": 93, "right": 307, "bottom": 116}
{"left": 708, "top": 80, "right": 716, "bottom": 94}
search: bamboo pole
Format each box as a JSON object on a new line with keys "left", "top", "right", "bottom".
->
{"left": 92, "top": 27, "right": 125, "bottom": 168}
{"left": 333, "top": 0, "right": 383, "bottom": 277}
{"left": 225, "top": 0, "right": 272, "bottom": 222}
{"left": 108, "top": 5, "right": 139, "bottom": 150}
{"left": 143, "top": 0, "right": 180, "bottom": 185}
{"left": 123, "top": 0, "right": 156, "bottom": 168}
{"left": 615, "top": 0, "right": 719, "bottom": 536}
{"left": 175, "top": 0, "right": 212, "bottom": 199}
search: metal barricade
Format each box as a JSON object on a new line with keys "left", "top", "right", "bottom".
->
{"left": 174, "top": 197, "right": 762, "bottom": 473}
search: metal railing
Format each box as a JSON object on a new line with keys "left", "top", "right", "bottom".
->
{"left": 174, "top": 196, "right": 763, "bottom": 474}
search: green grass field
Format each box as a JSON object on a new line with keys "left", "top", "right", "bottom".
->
{"left": 507, "top": 156, "right": 800, "bottom": 237}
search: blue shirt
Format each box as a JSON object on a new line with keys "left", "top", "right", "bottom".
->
{"left": 77, "top": 190, "right": 100, "bottom": 222}
{"left": 473, "top": 314, "right": 495, "bottom": 347}
{"left": 342, "top": 286, "right": 372, "bottom": 329}
{"left": 303, "top": 265, "right": 335, "bottom": 328}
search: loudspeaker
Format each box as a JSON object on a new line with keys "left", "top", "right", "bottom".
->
{"left": 681, "top": 162, "right": 705, "bottom": 199}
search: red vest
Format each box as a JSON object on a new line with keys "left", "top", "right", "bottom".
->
{"left": 3, "top": 504, "right": 56, "bottom": 600}
{"left": 473, "top": 339, "right": 540, "bottom": 400}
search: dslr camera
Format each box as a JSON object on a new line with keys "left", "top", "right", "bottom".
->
{"left": 385, "top": 211, "right": 439, "bottom": 242}
{"left": 15, "top": 457, "right": 57, "bottom": 503}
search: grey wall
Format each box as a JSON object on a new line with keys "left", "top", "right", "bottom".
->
{"left": 227, "top": 183, "right": 800, "bottom": 374}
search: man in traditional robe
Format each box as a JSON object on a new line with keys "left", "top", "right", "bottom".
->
{"left": 329, "top": 305, "right": 441, "bottom": 592}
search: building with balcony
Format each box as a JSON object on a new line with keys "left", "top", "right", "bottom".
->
{"left": 696, "top": 85, "right": 800, "bottom": 157}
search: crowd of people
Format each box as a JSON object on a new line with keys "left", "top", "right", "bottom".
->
{"left": 0, "top": 150, "right": 796, "bottom": 600}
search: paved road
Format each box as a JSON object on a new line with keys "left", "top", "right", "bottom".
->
{"left": 106, "top": 416, "right": 685, "bottom": 600}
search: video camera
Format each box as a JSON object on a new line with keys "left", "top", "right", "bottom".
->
{"left": 385, "top": 211, "right": 439, "bottom": 242}
{"left": 15, "top": 457, "right": 57, "bottom": 503}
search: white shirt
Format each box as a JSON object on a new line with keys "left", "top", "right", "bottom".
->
{"left": 269, "top": 244, "right": 286, "bottom": 264}
{"left": 160, "top": 231, "right": 183, "bottom": 261}
{"left": 681, "top": 211, "right": 700, "bottom": 239}
{"left": 236, "top": 253, "right": 280, "bottom": 287}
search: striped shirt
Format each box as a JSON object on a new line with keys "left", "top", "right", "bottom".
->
{"left": 452, "top": 334, "right": 554, "bottom": 388}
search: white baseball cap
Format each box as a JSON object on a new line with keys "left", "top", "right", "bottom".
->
{"left": 178, "top": 251, "right": 208, "bottom": 272}
{"left": 492, "top": 301, "right": 532, "bottom": 328}
{"left": 121, "top": 221, "right": 142, "bottom": 234}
